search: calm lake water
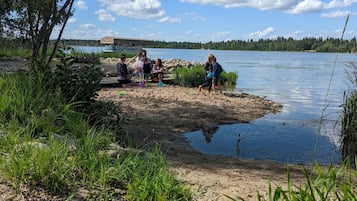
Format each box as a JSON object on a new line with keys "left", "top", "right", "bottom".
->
{"left": 76, "top": 46, "right": 357, "bottom": 165}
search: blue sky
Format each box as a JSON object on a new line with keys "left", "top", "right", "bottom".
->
{"left": 57, "top": 0, "right": 357, "bottom": 42}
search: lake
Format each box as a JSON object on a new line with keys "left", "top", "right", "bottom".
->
{"left": 75, "top": 46, "right": 357, "bottom": 165}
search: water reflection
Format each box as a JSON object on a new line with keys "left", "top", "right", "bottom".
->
{"left": 186, "top": 118, "right": 341, "bottom": 165}
{"left": 202, "top": 126, "right": 219, "bottom": 143}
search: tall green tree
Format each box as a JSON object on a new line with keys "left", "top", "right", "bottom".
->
{"left": 0, "top": 0, "right": 75, "bottom": 70}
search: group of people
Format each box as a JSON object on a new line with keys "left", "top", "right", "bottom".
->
{"left": 117, "top": 49, "right": 164, "bottom": 87}
{"left": 198, "top": 54, "right": 223, "bottom": 94}
{"left": 117, "top": 50, "right": 223, "bottom": 93}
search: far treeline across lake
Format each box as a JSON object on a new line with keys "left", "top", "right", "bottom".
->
{"left": 49, "top": 36, "right": 357, "bottom": 53}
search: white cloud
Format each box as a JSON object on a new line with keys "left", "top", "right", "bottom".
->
{"left": 95, "top": 9, "right": 116, "bottom": 21}
{"left": 77, "top": 1, "right": 88, "bottom": 10}
{"left": 248, "top": 27, "right": 275, "bottom": 38}
{"left": 325, "top": 0, "right": 357, "bottom": 9}
{"left": 158, "top": 16, "right": 181, "bottom": 23}
{"left": 68, "top": 18, "right": 76, "bottom": 23}
{"left": 66, "top": 29, "right": 120, "bottom": 40}
{"left": 321, "top": 10, "right": 351, "bottom": 17}
{"left": 79, "top": 23, "right": 97, "bottom": 29}
{"left": 180, "top": 0, "right": 298, "bottom": 11}
{"left": 287, "top": 0, "right": 324, "bottom": 14}
{"left": 180, "top": 0, "right": 357, "bottom": 14}
{"left": 98, "top": 0, "right": 166, "bottom": 19}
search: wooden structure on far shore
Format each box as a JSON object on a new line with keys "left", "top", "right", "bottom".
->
{"left": 100, "top": 36, "right": 153, "bottom": 46}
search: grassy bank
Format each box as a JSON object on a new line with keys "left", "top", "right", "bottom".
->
{"left": 0, "top": 72, "right": 192, "bottom": 200}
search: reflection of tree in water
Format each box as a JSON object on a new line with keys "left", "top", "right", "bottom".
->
{"left": 202, "top": 126, "right": 219, "bottom": 143}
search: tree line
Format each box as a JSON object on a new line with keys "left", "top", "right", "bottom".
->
{"left": 52, "top": 37, "right": 357, "bottom": 53}
{"left": 146, "top": 37, "right": 357, "bottom": 53}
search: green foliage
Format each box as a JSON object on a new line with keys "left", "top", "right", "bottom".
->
{"left": 221, "top": 71, "right": 239, "bottom": 87}
{"left": 1, "top": 0, "right": 76, "bottom": 64}
{"left": 148, "top": 36, "right": 357, "bottom": 53}
{"left": 341, "top": 62, "right": 357, "bottom": 165}
{"left": 0, "top": 70, "right": 192, "bottom": 200}
{"left": 122, "top": 147, "right": 192, "bottom": 201}
{"left": 0, "top": 73, "right": 64, "bottom": 128}
{"left": 76, "top": 101, "right": 125, "bottom": 131}
{"left": 0, "top": 132, "right": 75, "bottom": 192}
{"left": 0, "top": 46, "right": 31, "bottom": 58}
{"left": 173, "top": 66, "right": 205, "bottom": 87}
{"left": 256, "top": 162, "right": 357, "bottom": 201}
{"left": 50, "top": 48, "right": 102, "bottom": 102}
{"left": 173, "top": 65, "right": 238, "bottom": 88}
{"left": 67, "top": 46, "right": 136, "bottom": 59}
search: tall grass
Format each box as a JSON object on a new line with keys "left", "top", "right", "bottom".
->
{"left": 0, "top": 47, "right": 31, "bottom": 58}
{"left": 173, "top": 65, "right": 238, "bottom": 87}
{"left": 341, "top": 62, "right": 357, "bottom": 166}
{"left": 256, "top": 162, "right": 357, "bottom": 201}
{"left": 67, "top": 47, "right": 136, "bottom": 59}
{"left": 0, "top": 72, "right": 192, "bottom": 200}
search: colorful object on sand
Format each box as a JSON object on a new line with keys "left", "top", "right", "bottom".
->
{"left": 158, "top": 81, "right": 163, "bottom": 87}
{"left": 118, "top": 91, "right": 125, "bottom": 98}
{"left": 138, "top": 81, "right": 145, "bottom": 87}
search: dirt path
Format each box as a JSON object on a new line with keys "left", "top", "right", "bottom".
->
{"left": 96, "top": 84, "right": 310, "bottom": 201}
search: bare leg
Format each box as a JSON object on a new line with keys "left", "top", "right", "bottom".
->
{"left": 212, "top": 80, "right": 215, "bottom": 93}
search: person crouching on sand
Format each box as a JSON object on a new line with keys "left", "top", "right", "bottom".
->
{"left": 152, "top": 58, "right": 164, "bottom": 86}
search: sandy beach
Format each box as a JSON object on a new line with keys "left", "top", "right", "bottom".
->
{"left": 96, "top": 84, "right": 310, "bottom": 201}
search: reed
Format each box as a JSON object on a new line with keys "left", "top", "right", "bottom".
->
{"left": 340, "top": 62, "right": 357, "bottom": 166}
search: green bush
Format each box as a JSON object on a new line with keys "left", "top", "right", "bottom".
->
{"left": 173, "top": 66, "right": 205, "bottom": 87}
{"left": 50, "top": 49, "right": 102, "bottom": 102}
{"left": 173, "top": 65, "right": 238, "bottom": 88}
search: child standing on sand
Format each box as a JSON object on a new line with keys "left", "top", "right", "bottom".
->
{"left": 142, "top": 56, "right": 152, "bottom": 83}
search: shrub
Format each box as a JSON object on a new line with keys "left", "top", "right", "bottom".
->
{"left": 173, "top": 65, "right": 238, "bottom": 88}
{"left": 49, "top": 49, "right": 102, "bottom": 102}
{"left": 173, "top": 66, "right": 205, "bottom": 87}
